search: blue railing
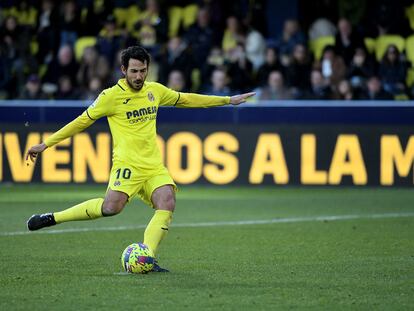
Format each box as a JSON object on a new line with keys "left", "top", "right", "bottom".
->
{"left": 1, "top": 100, "right": 414, "bottom": 124}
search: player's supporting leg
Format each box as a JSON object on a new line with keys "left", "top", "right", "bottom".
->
{"left": 27, "top": 190, "right": 128, "bottom": 231}
{"left": 143, "top": 185, "right": 175, "bottom": 255}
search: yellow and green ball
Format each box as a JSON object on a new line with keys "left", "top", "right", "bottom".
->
{"left": 121, "top": 243, "right": 154, "bottom": 274}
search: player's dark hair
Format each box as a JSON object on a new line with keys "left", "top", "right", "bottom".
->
{"left": 120, "top": 46, "right": 151, "bottom": 68}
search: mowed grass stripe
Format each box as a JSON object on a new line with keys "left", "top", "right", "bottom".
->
{"left": 0, "top": 186, "right": 412, "bottom": 202}
{"left": 2, "top": 212, "right": 413, "bottom": 236}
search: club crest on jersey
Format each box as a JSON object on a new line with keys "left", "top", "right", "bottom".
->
{"left": 147, "top": 92, "right": 155, "bottom": 102}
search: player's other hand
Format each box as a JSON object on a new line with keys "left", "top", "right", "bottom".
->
{"left": 229, "top": 92, "right": 256, "bottom": 105}
{"left": 26, "top": 143, "right": 48, "bottom": 163}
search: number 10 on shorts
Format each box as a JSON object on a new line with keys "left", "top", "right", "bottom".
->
{"left": 115, "top": 168, "right": 131, "bottom": 179}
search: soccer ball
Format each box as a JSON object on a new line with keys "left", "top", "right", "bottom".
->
{"left": 121, "top": 243, "right": 155, "bottom": 274}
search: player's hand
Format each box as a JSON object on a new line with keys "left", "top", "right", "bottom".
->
{"left": 229, "top": 92, "right": 256, "bottom": 105}
{"left": 26, "top": 143, "right": 48, "bottom": 163}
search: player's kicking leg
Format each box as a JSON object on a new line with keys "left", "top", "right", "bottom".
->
{"left": 144, "top": 184, "right": 175, "bottom": 272}
{"left": 27, "top": 189, "right": 128, "bottom": 231}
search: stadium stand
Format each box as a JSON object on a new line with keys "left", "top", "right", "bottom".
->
{"left": 0, "top": 0, "right": 413, "bottom": 100}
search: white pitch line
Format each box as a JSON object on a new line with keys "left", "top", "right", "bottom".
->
{"left": 1, "top": 212, "right": 414, "bottom": 237}
{"left": 113, "top": 272, "right": 130, "bottom": 276}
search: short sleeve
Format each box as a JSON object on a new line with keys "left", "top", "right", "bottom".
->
{"left": 156, "top": 83, "right": 180, "bottom": 106}
{"left": 86, "top": 91, "right": 114, "bottom": 120}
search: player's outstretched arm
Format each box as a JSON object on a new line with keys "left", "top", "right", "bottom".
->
{"left": 229, "top": 92, "right": 256, "bottom": 105}
{"left": 26, "top": 143, "right": 48, "bottom": 163}
{"left": 174, "top": 91, "right": 256, "bottom": 108}
{"left": 25, "top": 112, "right": 96, "bottom": 164}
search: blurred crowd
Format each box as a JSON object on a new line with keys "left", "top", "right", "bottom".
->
{"left": 1, "top": 0, "right": 414, "bottom": 101}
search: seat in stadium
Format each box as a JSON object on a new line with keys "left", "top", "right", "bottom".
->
{"left": 375, "top": 35, "right": 405, "bottom": 61}
{"left": 168, "top": 4, "right": 198, "bottom": 38}
{"left": 309, "top": 35, "right": 335, "bottom": 61}
{"left": 405, "top": 4, "right": 414, "bottom": 30}
{"left": 364, "top": 37, "right": 376, "bottom": 54}
{"left": 126, "top": 5, "right": 140, "bottom": 31}
{"left": 74, "top": 36, "right": 97, "bottom": 61}
{"left": 113, "top": 5, "right": 140, "bottom": 31}
{"left": 406, "top": 68, "right": 414, "bottom": 88}
{"left": 405, "top": 35, "right": 414, "bottom": 66}
{"left": 113, "top": 7, "right": 129, "bottom": 28}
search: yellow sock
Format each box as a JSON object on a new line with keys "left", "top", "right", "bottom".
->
{"left": 144, "top": 210, "right": 172, "bottom": 255}
{"left": 53, "top": 198, "right": 104, "bottom": 224}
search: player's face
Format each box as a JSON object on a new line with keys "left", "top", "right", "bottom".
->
{"left": 122, "top": 59, "right": 148, "bottom": 90}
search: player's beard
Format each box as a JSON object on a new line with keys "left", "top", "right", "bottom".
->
{"left": 127, "top": 76, "right": 145, "bottom": 91}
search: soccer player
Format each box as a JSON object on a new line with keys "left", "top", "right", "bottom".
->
{"left": 26, "top": 46, "right": 254, "bottom": 272}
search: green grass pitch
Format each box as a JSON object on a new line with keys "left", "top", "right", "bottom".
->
{"left": 0, "top": 185, "right": 413, "bottom": 310}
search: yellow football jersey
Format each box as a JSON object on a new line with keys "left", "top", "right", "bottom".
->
{"left": 44, "top": 78, "right": 230, "bottom": 176}
{"left": 86, "top": 79, "right": 179, "bottom": 172}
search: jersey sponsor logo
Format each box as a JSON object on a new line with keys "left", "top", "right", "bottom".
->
{"left": 114, "top": 180, "right": 121, "bottom": 186}
{"left": 148, "top": 92, "right": 155, "bottom": 102}
{"left": 123, "top": 98, "right": 131, "bottom": 105}
{"left": 126, "top": 106, "right": 158, "bottom": 119}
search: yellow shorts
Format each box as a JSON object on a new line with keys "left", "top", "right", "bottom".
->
{"left": 107, "top": 164, "right": 177, "bottom": 207}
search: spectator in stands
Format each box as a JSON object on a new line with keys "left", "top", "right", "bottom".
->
{"left": 199, "top": 0, "right": 226, "bottom": 41}
{"left": 134, "top": 0, "right": 168, "bottom": 55}
{"left": 333, "top": 79, "right": 355, "bottom": 100}
{"left": 222, "top": 16, "right": 245, "bottom": 57}
{"left": 334, "top": 18, "right": 364, "bottom": 65}
{"left": 0, "top": 50, "right": 11, "bottom": 98}
{"left": 346, "top": 47, "right": 376, "bottom": 89}
{"left": 256, "top": 47, "right": 284, "bottom": 87}
{"left": 59, "top": 0, "right": 81, "bottom": 48}
{"left": 256, "top": 70, "right": 292, "bottom": 100}
{"left": 37, "top": 0, "right": 60, "bottom": 63}
{"left": 319, "top": 45, "right": 346, "bottom": 88}
{"left": 167, "top": 70, "right": 188, "bottom": 92}
{"left": 245, "top": 24, "right": 266, "bottom": 71}
{"left": 76, "top": 46, "right": 110, "bottom": 90}
{"left": 276, "top": 19, "right": 306, "bottom": 65}
{"left": 55, "top": 75, "right": 80, "bottom": 99}
{"left": 378, "top": 44, "right": 407, "bottom": 95}
{"left": 80, "top": 77, "right": 102, "bottom": 100}
{"left": 285, "top": 43, "right": 312, "bottom": 98}
{"left": 360, "top": 76, "right": 393, "bottom": 100}
{"left": 109, "top": 49, "right": 124, "bottom": 85}
{"left": 82, "top": 0, "right": 113, "bottom": 36}
{"left": 157, "top": 36, "right": 193, "bottom": 87}
{"left": 43, "top": 44, "right": 79, "bottom": 87}
{"left": 203, "top": 68, "right": 231, "bottom": 96}
{"left": 184, "top": 7, "right": 215, "bottom": 64}
{"left": 0, "top": 15, "right": 35, "bottom": 97}
{"left": 200, "top": 46, "right": 225, "bottom": 89}
{"left": 226, "top": 43, "right": 253, "bottom": 92}
{"left": 18, "top": 74, "right": 48, "bottom": 100}
{"left": 96, "top": 15, "right": 122, "bottom": 66}
{"left": 308, "top": 18, "right": 336, "bottom": 41}
{"left": 301, "top": 69, "right": 331, "bottom": 99}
